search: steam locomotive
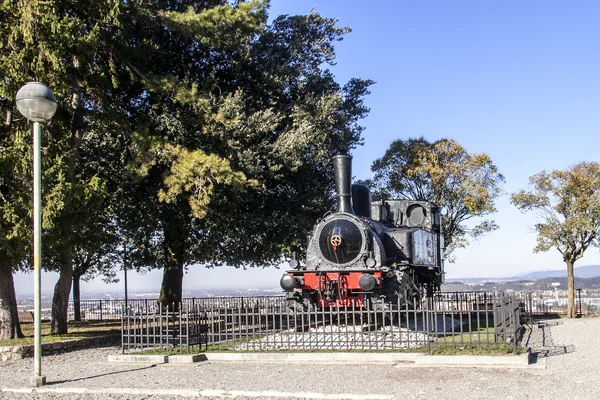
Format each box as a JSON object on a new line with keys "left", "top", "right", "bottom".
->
{"left": 280, "top": 155, "right": 445, "bottom": 310}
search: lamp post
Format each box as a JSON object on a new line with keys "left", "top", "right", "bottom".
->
{"left": 15, "top": 82, "right": 57, "bottom": 388}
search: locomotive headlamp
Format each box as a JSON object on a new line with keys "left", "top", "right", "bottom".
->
{"left": 358, "top": 273, "right": 378, "bottom": 291}
{"left": 365, "top": 257, "right": 376, "bottom": 268}
{"left": 280, "top": 274, "right": 300, "bottom": 292}
{"left": 289, "top": 259, "right": 300, "bottom": 269}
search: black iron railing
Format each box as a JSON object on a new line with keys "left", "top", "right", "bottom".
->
{"left": 120, "top": 292, "right": 523, "bottom": 355}
{"left": 16, "top": 290, "right": 599, "bottom": 322}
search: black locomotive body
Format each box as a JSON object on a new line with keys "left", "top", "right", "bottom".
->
{"left": 280, "top": 155, "right": 445, "bottom": 309}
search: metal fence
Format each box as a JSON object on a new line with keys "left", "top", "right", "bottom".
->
{"left": 121, "top": 292, "right": 522, "bottom": 355}
{"left": 17, "top": 290, "right": 599, "bottom": 322}
{"left": 518, "top": 291, "right": 598, "bottom": 317}
{"left": 121, "top": 302, "right": 204, "bottom": 353}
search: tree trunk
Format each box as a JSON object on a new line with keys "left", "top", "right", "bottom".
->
{"left": 157, "top": 241, "right": 184, "bottom": 311}
{"left": 72, "top": 273, "right": 81, "bottom": 322}
{"left": 158, "top": 262, "right": 184, "bottom": 312}
{"left": 51, "top": 247, "right": 73, "bottom": 334}
{"left": 158, "top": 223, "right": 186, "bottom": 312}
{"left": 566, "top": 259, "right": 576, "bottom": 318}
{"left": 0, "top": 260, "right": 24, "bottom": 339}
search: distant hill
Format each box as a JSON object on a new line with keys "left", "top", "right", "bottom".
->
{"left": 511, "top": 265, "right": 600, "bottom": 280}
{"left": 447, "top": 265, "right": 600, "bottom": 284}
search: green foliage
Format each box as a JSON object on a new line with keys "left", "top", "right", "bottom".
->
{"left": 144, "top": 76, "right": 211, "bottom": 113}
{"left": 0, "top": 0, "right": 121, "bottom": 97}
{"left": 135, "top": 140, "right": 250, "bottom": 219}
{"left": 367, "top": 137, "right": 504, "bottom": 260}
{"left": 0, "top": 127, "right": 31, "bottom": 269}
{"left": 161, "top": 1, "right": 266, "bottom": 49}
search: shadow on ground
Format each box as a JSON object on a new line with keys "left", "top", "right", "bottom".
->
{"left": 47, "top": 365, "right": 157, "bottom": 385}
{"left": 523, "top": 320, "right": 576, "bottom": 364}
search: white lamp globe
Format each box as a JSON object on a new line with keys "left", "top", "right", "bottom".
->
{"left": 15, "top": 82, "right": 57, "bottom": 122}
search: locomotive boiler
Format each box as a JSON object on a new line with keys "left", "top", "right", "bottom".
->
{"left": 280, "top": 155, "right": 445, "bottom": 310}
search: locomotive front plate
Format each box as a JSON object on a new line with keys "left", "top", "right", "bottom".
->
{"left": 314, "top": 214, "right": 368, "bottom": 268}
{"left": 318, "top": 219, "right": 364, "bottom": 264}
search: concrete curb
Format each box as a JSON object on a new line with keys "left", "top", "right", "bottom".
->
{"left": 107, "top": 354, "right": 207, "bottom": 364}
{"left": 108, "top": 352, "right": 533, "bottom": 367}
{"left": 169, "top": 354, "right": 207, "bottom": 363}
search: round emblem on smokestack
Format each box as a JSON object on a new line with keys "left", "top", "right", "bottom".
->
{"left": 330, "top": 235, "right": 342, "bottom": 251}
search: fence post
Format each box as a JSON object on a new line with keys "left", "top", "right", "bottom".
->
{"left": 121, "top": 307, "right": 125, "bottom": 354}
{"left": 513, "top": 296, "right": 519, "bottom": 355}
{"left": 99, "top": 299, "right": 103, "bottom": 321}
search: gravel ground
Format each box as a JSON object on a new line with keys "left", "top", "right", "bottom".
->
{"left": 1, "top": 317, "right": 599, "bottom": 400}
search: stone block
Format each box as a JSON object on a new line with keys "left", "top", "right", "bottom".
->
{"left": 28, "top": 375, "right": 46, "bottom": 388}
{"left": 168, "top": 354, "right": 207, "bottom": 363}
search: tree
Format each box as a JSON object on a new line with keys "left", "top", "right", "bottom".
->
{"left": 511, "top": 162, "right": 600, "bottom": 318}
{"left": 1, "top": 0, "right": 127, "bottom": 334}
{"left": 119, "top": 3, "right": 372, "bottom": 307}
{"left": 1, "top": 0, "right": 372, "bottom": 329}
{"left": 367, "top": 138, "right": 505, "bottom": 260}
{"left": 113, "top": 0, "right": 271, "bottom": 309}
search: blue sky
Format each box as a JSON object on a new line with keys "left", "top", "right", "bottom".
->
{"left": 14, "top": 0, "right": 600, "bottom": 295}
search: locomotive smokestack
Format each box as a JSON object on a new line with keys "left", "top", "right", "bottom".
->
{"left": 333, "top": 155, "right": 353, "bottom": 214}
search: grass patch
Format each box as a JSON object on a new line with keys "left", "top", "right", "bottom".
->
{"left": 429, "top": 326, "right": 523, "bottom": 355}
{"left": 443, "top": 327, "right": 496, "bottom": 342}
{"left": 130, "top": 345, "right": 205, "bottom": 355}
{"left": 427, "top": 343, "right": 521, "bottom": 355}
{"left": 0, "top": 321, "right": 121, "bottom": 347}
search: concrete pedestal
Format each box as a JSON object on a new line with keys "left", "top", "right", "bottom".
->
{"left": 29, "top": 375, "right": 46, "bottom": 388}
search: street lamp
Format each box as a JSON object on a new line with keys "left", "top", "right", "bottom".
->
{"left": 15, "top": 82, "right": 57, "bottom": 388}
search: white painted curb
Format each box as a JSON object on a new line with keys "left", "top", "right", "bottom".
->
{"left": 108, "top": 352, "right": 533, "bottom": 367}
{"left": 414, "top": 353, "right": 530, "bottom": 366}
{"left": 205, "top": 352, "right": 420, "bottom": 363}
{"left": 107, "top": 355, "right": 168, "bottom": 364}
{"left": 2, "top": 387, "right": 395, "bottom": 399}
